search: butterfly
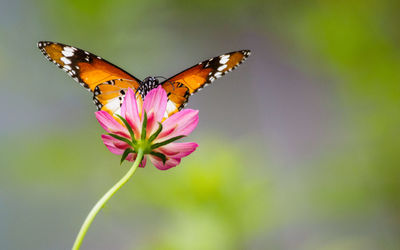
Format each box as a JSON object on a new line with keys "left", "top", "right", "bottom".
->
{"left": 37, "top": 41, "right": 251, "bottom": 117}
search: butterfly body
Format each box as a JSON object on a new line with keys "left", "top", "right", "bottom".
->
{"left": 139, "top": 76, "right": 161, "bottom": 97}
{"left": 37, "top": 41, "right": 250, "bottom": 117}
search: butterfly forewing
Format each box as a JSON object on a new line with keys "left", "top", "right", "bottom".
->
{"left": 37, "top": 41, "right": 142, "bottom": 114}
{"left": 160, "top": 50, "right": 251, "bottom": 115}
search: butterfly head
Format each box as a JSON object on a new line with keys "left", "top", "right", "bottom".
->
{"left": 138, "top": 76, "right": 161, "bottom": 97}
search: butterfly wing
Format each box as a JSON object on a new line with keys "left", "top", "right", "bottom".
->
{"left": 37, "top": 41, "right": 141, "bottom": 114}
{"left": 93, "top": 81, "right": 143, "bottom": 115}
{"left": 38, "top": 42, "right": 251, "bottom": 117}
{"left": 160, "top": 50, "right": 251, "bottom": 116}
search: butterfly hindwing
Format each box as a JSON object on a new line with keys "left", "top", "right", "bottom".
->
{"left": 162, "top": 82, "right": 191, "bottom": 116}
{"left": 93, "top": 80, "right": 144, "bottom": 115}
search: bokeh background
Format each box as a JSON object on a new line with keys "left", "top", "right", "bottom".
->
{"left": 1, "top": 0, "right": 400, "bottom": 249}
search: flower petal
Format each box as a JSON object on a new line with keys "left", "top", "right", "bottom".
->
{"left": 157, "top": 109, "right": 199, "bottom": 142}
{"left": 143, "top": 86, "right": 167, "bottom": 134}
{"left": 126, "top": 154, "right": 147, "bottom": 168}
{"left": 101, "top": 134, "right": 131, "bottom": 155}
{"left": 120, "top": 88, "right": 141, "bottom": 138}
{"left": 125, "top": 153, "right": 135, "bottom": 161}
{"left": 96, "top": 111, "right": 129, "bottom": 137}
{"left": 156, "top": 142, "right": 199, "bottom": 158}
{"left": 139, "top": 156, "right": 147, "bottom": 168}
{"left": 145, "top": 111, "right": 156, "bottom": 138}
{"left": 149, "top": 155, "right": 181, "bottom": 170}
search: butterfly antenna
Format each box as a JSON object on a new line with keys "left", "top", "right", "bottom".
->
{"left": 154, "top": 76, "right": 167, "bottom": 80}
{"left": 154, "top": 76, "right": 175, "bottom": 90}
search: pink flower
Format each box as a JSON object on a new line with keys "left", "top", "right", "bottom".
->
{"left": 95, "top": 86, "right": 199, "bottom": 170}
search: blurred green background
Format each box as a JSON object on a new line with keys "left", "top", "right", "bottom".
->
{"left": 1, "top": 0, "right": 400, "bottom": 249}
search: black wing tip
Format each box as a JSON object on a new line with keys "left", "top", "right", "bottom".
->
{"left": 227, "top": 49, "right": 251, "bottom": 57}
{"left": 242, "top": 49, "right": 251, "bottom": 56}
{"left": 37, "top": 41, "right": 53, "bottom": 49}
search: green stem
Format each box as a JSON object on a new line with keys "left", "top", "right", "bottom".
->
{"left": 72, "top": 149, "right": 144, "bottom": 250}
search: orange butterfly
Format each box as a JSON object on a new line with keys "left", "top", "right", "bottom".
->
{"left": 37, "top": 41, "right": 251, "bottom": 117}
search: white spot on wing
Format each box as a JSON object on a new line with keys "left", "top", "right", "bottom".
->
{"left": 60, "top": 57, "right": 71, "bottom": 65}
{"left": 166, "top": 100, "right": 177, "bottom": 115}
{"left": 217, "top": 64, "right": 227, "bottom": 71}
{"left": 114, "top": 108, "right": 121, "bottom": 116}
{"left": 219, "top": 54, "right": 230, "bottom": 64}
{"left": 64, "top": 47, "right": 75, "bottom": 52}
{"left": 105, "top": 98, "right": 122, "bottom": 113}
{"left": 62, "top": 50, "right": 74, "bottom": 57}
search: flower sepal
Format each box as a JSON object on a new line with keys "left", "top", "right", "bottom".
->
{"left": 151, "top": 135, "right": 185, "bottom": 150}
{"left": 115, "top": 114, "right": 137, "bottom": 144}
{"left": 107, "top": 133, "right": 134, "bottom": 147}
{"left": 148, "top": 122, "right": 163, "bottom": 143}
{"left": 150, "top": 151, "right": 167, "bottom": 165}
{"left": 120, "top": 148, "right": 136, "bottom": 165}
